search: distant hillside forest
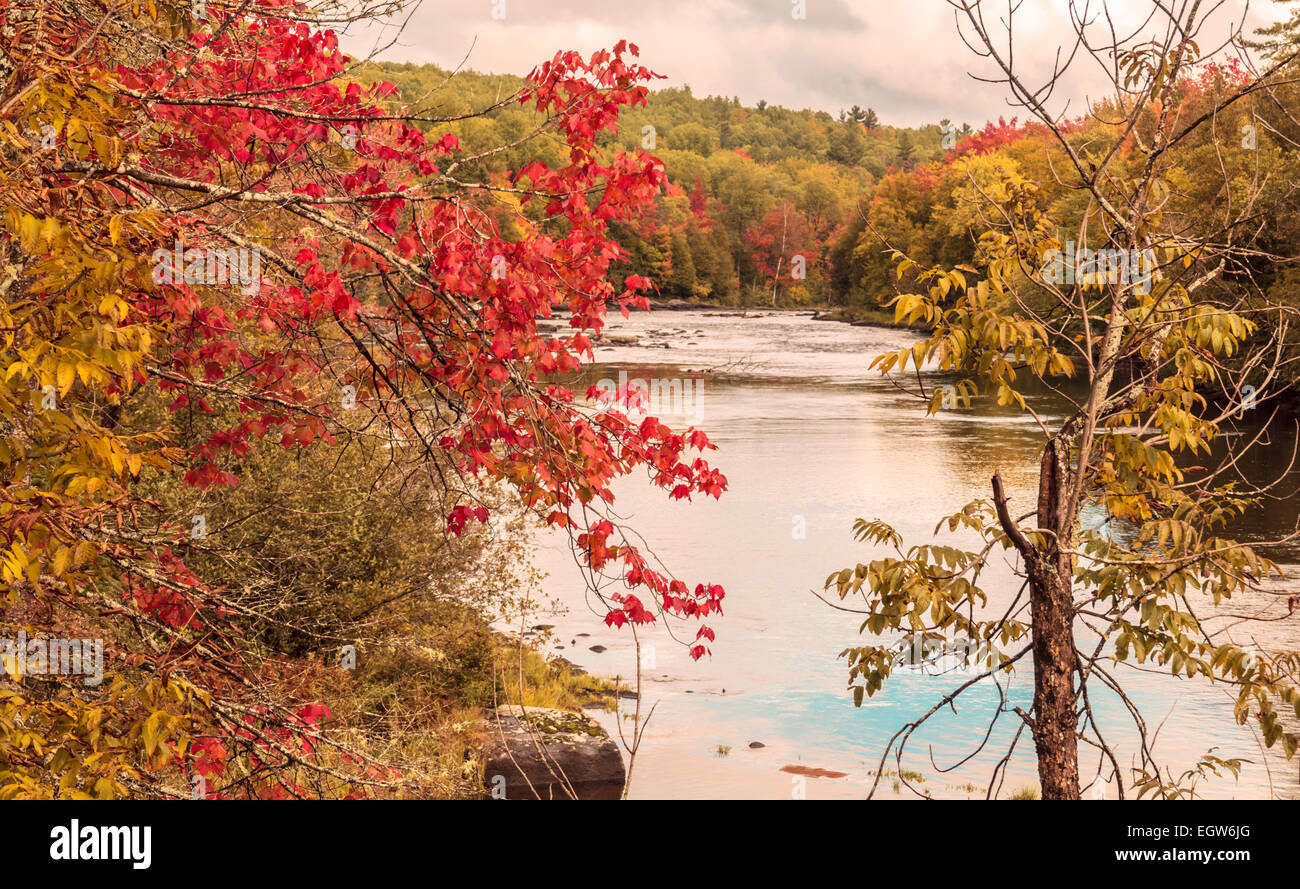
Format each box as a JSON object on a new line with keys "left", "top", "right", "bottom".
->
{"left": 358, "top": 58, "right": 1300, "bottom": 328}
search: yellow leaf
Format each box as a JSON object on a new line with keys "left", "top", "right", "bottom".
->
{"left": 74, "top": 541, "right": 97, "bottom": 568}
{"left": 39, "top": 216, "right": 60, "bottom": 250}
{"left": 52, "top": 545, "right": 71, "bottom": 577}
{"left": 142, "top": 711, "right": 162, "bottom": 754}
{"left": 19, "top": 214, "right": 40, "bottom": 252}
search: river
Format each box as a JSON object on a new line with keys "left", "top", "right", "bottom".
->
{"left": 523, "top": 308, "right": 1300, "bottom": 800}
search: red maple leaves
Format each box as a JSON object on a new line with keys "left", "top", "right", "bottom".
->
{"left": 32, "top": 0, "right": 728, "bottom": 793}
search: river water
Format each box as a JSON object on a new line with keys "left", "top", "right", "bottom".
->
{"left": 524, "top": 308, "right": 1300, "bottom": 799}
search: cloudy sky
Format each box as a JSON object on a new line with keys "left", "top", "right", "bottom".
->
{"left": 338, "top": 1, "right": 1283, "bottom": 128}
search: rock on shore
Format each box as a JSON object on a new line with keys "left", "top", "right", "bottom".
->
{"left": 482, "top": 705, "right": 625, "bottom": 800}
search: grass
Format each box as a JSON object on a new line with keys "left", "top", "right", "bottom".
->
{"left": 492, "top": 635, "right": 624, "bottom": 713}
{"left": 867, "top": 767, "right": 926, "bottom": 783}
{"left": 300, "top": 603, "right": 624, "bottom": 798}
{"left": 1008, "top": 784, "right": 1041, "bottom": 800}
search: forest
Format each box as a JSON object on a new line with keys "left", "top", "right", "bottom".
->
{"left": 363, "top": 51, "right": 1300, "bottom": 366}
{"left": 3, "top": 0, "right": 1300, "bottom": 810}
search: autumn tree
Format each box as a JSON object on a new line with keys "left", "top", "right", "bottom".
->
{"left": 1, "top": 0, "right": 725, "bottom": 797}
{"left": 744, "top": 202, "right": 816, "bottom": 305}
{"left": 1250, "top": 0, "right": 1300, "bottom": 59}
{"left": 827, "top": 0, "right": 1300, "bottom": 799}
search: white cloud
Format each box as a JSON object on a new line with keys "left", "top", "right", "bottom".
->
{"left": 338, "top": 0, "right": 1282, "bottom": 128}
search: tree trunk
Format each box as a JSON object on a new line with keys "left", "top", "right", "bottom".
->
{"left": 1029, "top": 438, "right": 1081, "bottom": 799}
{"left": 1028, "top": 567, "right": 1080, "bottom": 798}
{"left": 993, "top": 438, "right": 1082, "bottom": 800}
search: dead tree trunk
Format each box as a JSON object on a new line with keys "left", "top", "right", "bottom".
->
{"left": 994, "top": 439, "right": 1081, "bottom": 799}
{"left": 1030, "top": 437, "right": 1082, "bottom": 798}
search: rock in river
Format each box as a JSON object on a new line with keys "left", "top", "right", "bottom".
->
{"left": 780, "top": 764, "right": 848, "bottom": 779}
{"left": 482, "top": 705, "right": 625, "bottom": 800}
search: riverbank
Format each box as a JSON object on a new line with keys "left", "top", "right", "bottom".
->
{"left": 304, "top": 601, "right": 627, "bottom": 798}
{"left": 649, "top": 297, "right": 885, "bottom": 314}
{"left": 645, "top": 298, "right": 912, "bottom": 330}
{"left": 479, "top": 631, "right": 631, "bottom": 799}
{"left": 810, "top": 305, "right": 909, "bottom": 328}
